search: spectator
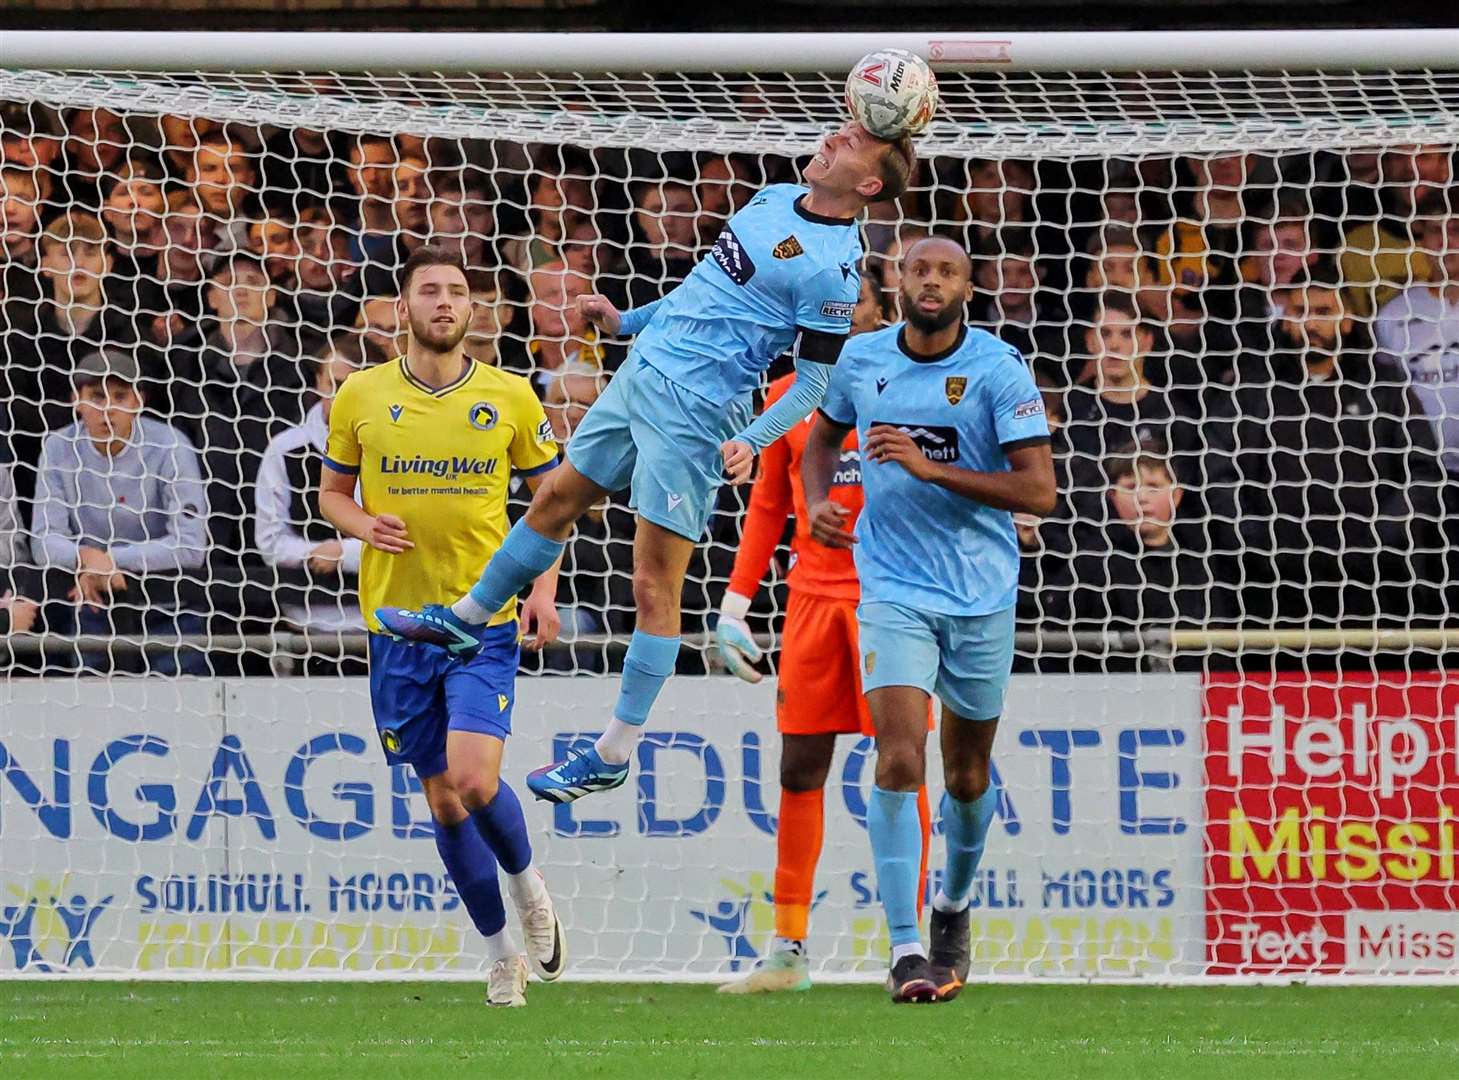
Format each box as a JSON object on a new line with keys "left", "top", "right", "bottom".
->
{"left": 3, "top": 212, "right": 141, "bottom": 504}
{"left": 30, "top": 348, "right": 209, "bottom": 675}
{"left": 147, "top": 190, "right": 221, "bottom": 353}
{"left": 57, "top": 108, "right": 129, "bottom": 211}
{"left": 1341, "top": 145, "right": 1451, "bottom": 319}
{"left": 1224, "top": 264, "right": 1445, "bottom": 625}
{"left": 294, "top": 205, "right": 365, "bottom": 339}
{"left": 344, "top": 134, "right": 405, "bottom": 292}
{"left": 465, "top": 269, "right": 514, "bottom": 365}
{"left": 355, "top": 294, "right": 404, "bottom": 359}
{"left": 100, "top": 157, "right": 169, "bottom": 289}
{"left": 173, "top": 253, "right": 309, "bottom": 560}
{"left": 155, "top": 114, "right": 219, "bottom": 182}
{"left": 392, "top": 154, "right": 434, "bottom": 254}
{"left": 1236, "top": 200, "right": 1319, "bottom": 356}
{"left": 188, "top": 132, "right": 259, "bottom": 253}
{"left": 1071, "top": 451, "right": 1238, "bottom": 634}
{"left": 851, "top": 269, "right": 884, "bottom": 335}
{"left": 1375, "top": 191, "right": 1459, "bottom": 475}
{"left": 954, "top": 158, "right": 1037, "bottom": 260}
{"left": 1014, "top": 511, "right": 1075, "bottom": 635}
{"left": 621, "top": 178, "right": 699, "bottom": 308}
{"left": 429, "top": 180, "right": 495, "bottom": 269}
{"left": 0, "top": 448, "right": 41, "bottom": 638}
{"left": 259, "top": 125, "right": 340, "bottom": 205}
{"left": 969, "top": 242, "right": 1066, "bottom": 375}
{"left": 255, "top": 340, "right": 365, "bottom": 632}
{"left": 1, "top": 164, "right": 45, "bottom": 318}
{"left": 694, "top": 154, "right": 757, "bottom": 244}
{"left": 1062, "top": 291, "right": 1204, "bottom": 529}
{"left": 505, "top": 153, "right": 595, "bottom": 272}
{"left": 870, "top": 224, "right": 928, "bottom": 322}
{"left": 522, "top": 261, "right": 604, "bottom": 393}
{"left": 247, "top": 211, "right": 300, "bottom": 295}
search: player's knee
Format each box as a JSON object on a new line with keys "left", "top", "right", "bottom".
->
{"left": 448, "top": 770, "right": 499, "bottom": 813}
{"left": 525, "top": 477, "right": 578, "bottom": 538}
{"left": 945, "top": 761, "right": 991, "bottom": 804}
{"left": 780, "top": 759, "right": 830, "bottom": 793}
{"left": 631, "top": 566, "right": 677, "bottom": 619}
{"left": 874, "top": 745, "right": 924, "bottom": 792}
{"left": 423, "top": 782, "right": 468, "bottom": 827}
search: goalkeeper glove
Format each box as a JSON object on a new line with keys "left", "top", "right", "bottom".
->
{"left": 715, "top": 592, "right": 763, "bottom": 684}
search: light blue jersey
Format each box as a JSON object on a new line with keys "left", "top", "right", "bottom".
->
{"left": 631, "top": 183, "right": 863, "bottom": 406}
{"left": 820, "top": 323, "right": 1050, "bottom": 617}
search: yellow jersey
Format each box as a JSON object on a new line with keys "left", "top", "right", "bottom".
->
{"left": 324, "top": 356, "right": 558, "bottom": 633}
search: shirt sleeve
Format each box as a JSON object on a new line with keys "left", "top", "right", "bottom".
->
{"left": 726, "top": 381, "right": 795, "bottom": 600}
{"left": 324, "top": 377, "right": 363, "bottom": 475}
{"left": 794, "top": 261, "right": 859, "bottom": 338}
{"left": 991, "top": 354, "right": 1052, "bottom": 450}
{"left": 818, "top": 356, "right": 857, "bottom": 428}
{"left": 30, "top": 436, "right": 81, "bottom": 571}
{"left": 508, "top": 385, "right": 560, "bottom": 476}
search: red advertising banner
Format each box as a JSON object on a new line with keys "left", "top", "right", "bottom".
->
{"left": 1205, "top": 673, "right": 1459, "bottom": 975}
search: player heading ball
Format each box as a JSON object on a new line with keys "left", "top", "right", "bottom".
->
{"left": 379, "top": 121, "right": 915, "bottom": 805}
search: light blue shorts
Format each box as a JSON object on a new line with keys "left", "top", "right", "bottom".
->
{"left": 857, "top": 602, "right": 1016, "bottom": 721}
{"left": 567, "top": 355, "right": 752, "bottom": 540}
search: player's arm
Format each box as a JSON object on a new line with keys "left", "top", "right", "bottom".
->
{"left": 716, "top": 391, "right": 796, "bottom": 682}
{"left": 802, "top": 411, "right": 859, "bottom": 550}
{"left": 318, "top": 379, "right": 413, "bottom": 553}
{"left": 510, "top": 396, "right": 568, "bottom": 650}
{"left": 864, "top": 428, "right": 1056, "bottom": 515}
{"left": 577, "top": 290, "right": 675, "bottom": 338}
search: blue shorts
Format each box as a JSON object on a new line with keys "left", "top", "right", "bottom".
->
{"left": 367, "top": 621, "right": 521, "bottom": 778}
{"left": 856, "top": 602, "right": 1015, "bottom": 722}
{"left": 567, "top": 355, "right": 753, "bottom": 540}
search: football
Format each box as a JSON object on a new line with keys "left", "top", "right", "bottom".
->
{"left": 844, "top": 49, "right": 939, "bottom": 140}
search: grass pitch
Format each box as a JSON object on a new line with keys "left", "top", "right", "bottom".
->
{"left": 3, "top": 982, "right": 1455, "bottom": 1080}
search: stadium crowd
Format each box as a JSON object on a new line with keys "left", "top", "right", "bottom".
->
{"left": 0, "top": 103, "right": 1456, "bottom": 674}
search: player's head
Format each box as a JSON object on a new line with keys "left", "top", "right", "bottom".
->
{"left": 899, "top": 235, "right": 973, "bottom": 333}
{"left": 399, "top": 244, "right": 472, "bottom": 355}
{"left": 804, "top": 121, "right": 915, "bottom": 206}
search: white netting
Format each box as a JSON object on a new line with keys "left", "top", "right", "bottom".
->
{"left": 1, "top": 61, "right": 1457, "bottom": 980}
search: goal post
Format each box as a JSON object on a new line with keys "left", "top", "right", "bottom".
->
{"left": 1, "top": 32, "right": 1457, "bottom": 983}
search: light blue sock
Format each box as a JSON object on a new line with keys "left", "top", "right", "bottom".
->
{"left": 463, "top": 520, "right": 564, "bottom": 620}
{"left": 867, "top": 786, "right": 922, "bottom": 948}
{"left": 939, "top": 787, "right": 996, "bottom": 907}
{"left": 612, "top": 629, "right": 680, "bottom": 726}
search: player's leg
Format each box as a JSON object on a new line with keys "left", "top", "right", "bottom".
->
{"left": 528, "top": 517, "right": 694, "bottom": 801}
{"left": 858, "top": 600, "right": 943, "bottom": 1003}
{"left": 444, "top": 621, "right": 566, "bottom": 981}
{"left": 926, "top": 606, "right": 1016, "bottom": 1001}
{"left": 718, "top": 733, "right": 835, "bottom": 994}
{"left": 418, "top": 771, "right": 527, "bottom": 1006}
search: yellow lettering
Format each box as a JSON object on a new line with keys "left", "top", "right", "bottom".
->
{"left": 1441, "top": 807, "right": 1455, "bottom": 880}
{"left": 1310, "top": 805, "right": 1327, "bottom": 879}
{"left": 1336, "top": 822, "right": 1381, "bottom": 880}
{"left": 1229, "top": 807, "right": 1303, "bottom": 880}
{"left": 1384, "top": 822, "right": 1430, "bottom": 880}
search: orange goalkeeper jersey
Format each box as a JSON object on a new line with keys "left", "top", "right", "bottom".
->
{"left": 727, "top": 373, "right": 863, "bottom": 604}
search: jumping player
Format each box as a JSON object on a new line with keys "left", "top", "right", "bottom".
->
{"left": 379, "top": 123, "right": 916, "bottom": 805}
{"left": 803, "top": 236, "right": 1056, "bottom": 1003}
{"left": 319, "top": 246, "right": 567, "bottom": 1007}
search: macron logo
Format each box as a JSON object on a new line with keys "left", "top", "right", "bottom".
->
{"left": 389, "top": 404, "right": 403, "bottom": 422}
{"left": 667, "top": 493, "right": 684, "bottom": 513}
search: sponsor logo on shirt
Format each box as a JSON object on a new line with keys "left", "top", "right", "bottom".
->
{"left": 773, "top": 235, "right": 804, "bottom": 260}
{"left": 468, "top": 401, "right": 499, "bottom": 431}
{"left": 945, "top": 376, "right": 968, "bottom": 405}
{"left": 874, "top": 422, "right": 961, "bottom": 463}
{"left": 831, "top": 448, "right": 862, "bottom": 487}
{"left": 536, "top": 418, "right": 554, "bottom": 445}
{"left": 379, "top": 454, "right": 499, "bottom": 478}
{"left": 820, "top": 300, "right": 856, "bottom": 320}
{"left": 1013, "top": 397, "right": 1045, "bottom": 420}
{"left": 710, "top": 226, "right": 756, "bottom": 285}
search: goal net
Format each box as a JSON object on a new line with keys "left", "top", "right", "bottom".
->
{"left": 1, "top": 34, "right": 1458, "bottom": 981}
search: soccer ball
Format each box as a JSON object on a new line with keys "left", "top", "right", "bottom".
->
{"left": 844, "top": 49, "right": 939, "bottom": 140}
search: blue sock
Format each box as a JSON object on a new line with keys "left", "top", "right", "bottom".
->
{"left": 612, "top": 629, "right": 680, "bottom": 727}
{"left": 939, "top": 787, "right": 996, "bottom": 906}
{"left": 432, "top": 817, "right": 507, "bottom": 938}
{"left": 867, "top": 786, "right": 923, "bottom": 948}
{"left": 471, "top": 780, "right": 532, "bottom": 875}
{"left": 466, "top": 520, "right": 564, "bottom": 618}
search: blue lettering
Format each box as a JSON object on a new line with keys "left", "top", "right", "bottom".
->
{"left": 739, "top": 733, "right": 776, "bottom": 837}
{"left": 638, "top": 733, "right": 724, "bottom": 837}
{"left": 1118, "top": 729, "right": 1186, "bottom": 835}
{"left": 840, "top": 736, "right": 874, "bottom": 830}
{"left": 1017, "top": 728, "right": 1101, "bottom": 835}
{"left": 187, "top": 735, "right": 276, "bottom": 841}
{"left": 390, "top": 766, "right": 434, "bottom": 839}
{"left": 990, "top": 761, "right": 1020, "bottom": 837}
{"left": 284, "top": 734, "right": 373, "bottom": 841}
{"left": 88, "top": 735, "right": 175, "bottom": 842}
{"left": 0, "top": 737, "right": 71, "bottom": 838}
{"left": 136, "top": 875, "right": 157, "bottom": 912}
{"left": 851, "top": 871, "right": 875, "bottom": 907}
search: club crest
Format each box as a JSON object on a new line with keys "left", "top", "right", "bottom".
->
{"left": 945, "top": 376, "right": 968, "bottom": 405}
{"left": 772, "top": 235, "right": 804, "bottom": 260}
